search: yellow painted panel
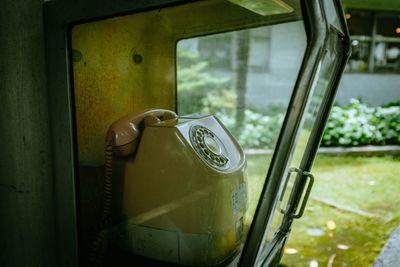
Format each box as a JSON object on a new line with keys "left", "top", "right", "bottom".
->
{"left": 72, "top": 11, "right": 176, "bottom": 165}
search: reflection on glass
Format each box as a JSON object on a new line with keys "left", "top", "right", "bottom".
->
{"left": 260, "top": 34, "right": 340, "bottom": 263}
{"left": 177, "top": 20, "right": 307, "bottom": 262}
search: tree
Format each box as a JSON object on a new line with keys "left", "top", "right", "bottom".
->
{"left": 234, "top": 30, "right": 250, "bottom": 134}
{"left": 176, "top": 49, "right": 231, "bottom": 115}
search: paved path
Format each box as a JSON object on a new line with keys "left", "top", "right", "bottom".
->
{"left": 374, "top": 226, "right": 400, "bottom": 267}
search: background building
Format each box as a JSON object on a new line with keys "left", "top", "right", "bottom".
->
{"left": 178, "top": 0, "right": 400, "bottom": 109}
{"left": 338, "top": 1, "right": 400, "bottom": 106}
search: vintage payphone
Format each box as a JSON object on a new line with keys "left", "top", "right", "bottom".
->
{"left": 103, "top": 109, "right": 247, "bottom": 265}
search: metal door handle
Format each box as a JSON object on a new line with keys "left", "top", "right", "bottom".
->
{"left": 292, "top": 171, "right": 314, "bottom": 219}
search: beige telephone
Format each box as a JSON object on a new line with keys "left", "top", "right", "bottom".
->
{"left": 103, "top": 109, "right": 247, "bottom": 266}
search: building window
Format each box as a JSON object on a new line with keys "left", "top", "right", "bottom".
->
{"left": 346, "top": 9, "right": 400, "bottom": 73}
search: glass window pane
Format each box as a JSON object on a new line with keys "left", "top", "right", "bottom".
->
{"left": 263, "top": 33, "right": 342, "bottom": 265}
{"left": 176, "top": 20, "right": 307, "bottom": 264}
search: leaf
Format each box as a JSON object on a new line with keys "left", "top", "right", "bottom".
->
{"left": 327, "top": 220, "right": 336, "bottom": 230}
{"left": 309, "top": 260, "right": 318, "bottom": 267}
{"left": 284, "top": 248, "right": 298, "bottom": 254}
{"left": 337, "top": 244, "right": 350, "bottom": 250}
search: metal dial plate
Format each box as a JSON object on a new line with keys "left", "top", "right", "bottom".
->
{"left": 189, "top": 125, "right": 229, "bottom": 170}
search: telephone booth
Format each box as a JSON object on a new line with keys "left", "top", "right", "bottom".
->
{"left": 43, "top": 0, "right": 350, "bottom": 266}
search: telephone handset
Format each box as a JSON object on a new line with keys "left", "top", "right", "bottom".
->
{"left": 105, "top": 109, "right": 177, "bottom": 156}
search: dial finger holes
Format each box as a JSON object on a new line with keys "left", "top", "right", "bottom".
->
{"left": 189, "top": 125, "right": 229, "bottom": 170}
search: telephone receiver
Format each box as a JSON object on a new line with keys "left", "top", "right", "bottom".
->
{"left": 105, "top": 109, "right": 177, "bottom": 156}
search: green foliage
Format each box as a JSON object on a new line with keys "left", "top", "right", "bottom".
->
{"left": 216, "top": 110, "right": 284, "bottom": 149}
{"left": 238, "top": 110, "right": 284, "bottom": 149}
{"left": 322, "top": 99, "right": 400, "bottom": 147}
{"left": 374, "top": 105, "right": 400, "bottom": 144}
{"left": 382, "top": 99, "right": 400, "bottom": 107}
{"left": 177, "top": 50, "right": 232, "bottom": 115}
{"left": 202, "top": 89, "right": 237, "bottom": 116}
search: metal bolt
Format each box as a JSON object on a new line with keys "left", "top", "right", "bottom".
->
{"left": 133, "top": 54, "right": 143, "bottom": 64}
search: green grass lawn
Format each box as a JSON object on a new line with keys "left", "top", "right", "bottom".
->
{"left": 246, "top": 154, "right": 400, "bottom": 267}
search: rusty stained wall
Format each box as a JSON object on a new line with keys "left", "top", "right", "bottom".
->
{"left": 72, "top": 10, "right": 176, "bottom": 166}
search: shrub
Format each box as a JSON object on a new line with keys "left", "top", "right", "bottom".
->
{"left": 321, "top": 99, "right": 400, "bottom": 147}
{"left": 216, "top": 110, "right": 284, "bottom": 149}
{"left": 177, "top": 50, "right": 232, "bottom": 115}
{"left": 201, "top": 89, "right": 237, "bottom": 116}
{"left": 374, "top": 105, "right": 400, "bottom": 144}
{"left": 238, "top": 110, "right": 284, "bottom": 149}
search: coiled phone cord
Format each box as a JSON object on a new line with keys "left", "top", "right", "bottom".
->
{"left": 102, "top": 144, "right": 114, "bottom": 224}
{"left": 89, "top": 144, "right": 114, "bottom": 267}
